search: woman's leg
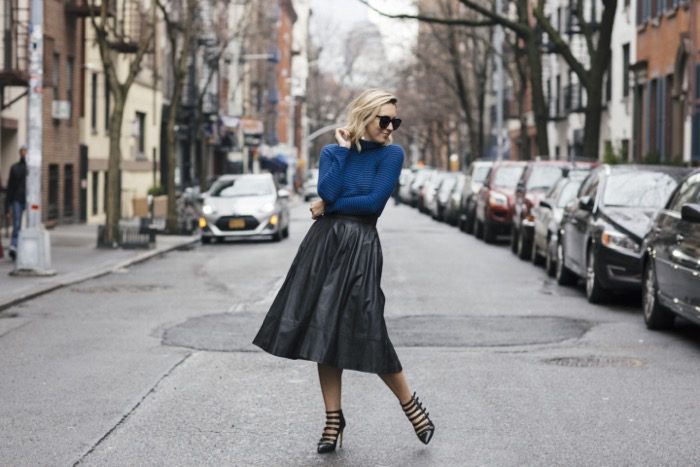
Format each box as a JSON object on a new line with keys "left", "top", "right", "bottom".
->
{"left": 378, "top": 370, "right": 412, "bottom": 404}
{"left": 317, "top": 363, "right": 343, "bottom": 411}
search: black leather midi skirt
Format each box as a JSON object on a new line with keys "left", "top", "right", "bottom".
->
{"left": 252, "top": 214, "right": 402, "bottom": 374}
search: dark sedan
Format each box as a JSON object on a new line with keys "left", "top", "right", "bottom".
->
{"left": 642, "top": 170, "right": 700, "bottom": 330}
{"left": 556, "top": 165, "right": 691, "bottom": 303}
{"left": 531, "top": 172, "right": 588, "bottom": 275}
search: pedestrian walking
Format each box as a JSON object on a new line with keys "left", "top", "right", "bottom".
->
{"left": 5, "top": 145, "right": 27, "bottom": 260}
{"left": 253, "top": 89, "right": 434, "bottom": 453}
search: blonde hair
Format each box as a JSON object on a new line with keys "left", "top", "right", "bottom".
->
{"left": 344, "top": 89, "right": 398, "bottom": 151}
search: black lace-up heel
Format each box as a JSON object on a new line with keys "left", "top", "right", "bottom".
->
{"left": 317, "top": 410, "right": 346, "bottom": 454}
{"left": 401, "top": 392, "right": 435, "bottom": 445}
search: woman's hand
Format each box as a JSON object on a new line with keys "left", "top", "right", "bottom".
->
{"left": 310, "top": 199, "right": 325, "bottom": 220}
{"left": 335, "top": 128, "right": 351, "bottom": 148}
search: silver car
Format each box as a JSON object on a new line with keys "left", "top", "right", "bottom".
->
{"left": 199, "top": 173, "right": 290, "bottom": 243}
{"left": 303, "top": 169, "right": 319, "bottom": 201}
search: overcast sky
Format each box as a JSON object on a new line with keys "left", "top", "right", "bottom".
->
{"left": 310, "top": 0, "right": 417, "bottom": 73}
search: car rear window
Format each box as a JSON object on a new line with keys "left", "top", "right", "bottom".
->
{"left": 527, "top": 166, "right": 565, "bottom": 191}
{"left": 210, "top": 178, "right": 275, "bottom": 197}
{"left": 603, "top": 172, "right": 678, "bottom": 208}
{"left": 493, "top": 166, "right": 524, "bottom": 188}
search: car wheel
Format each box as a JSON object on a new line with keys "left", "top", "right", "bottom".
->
{"left": 642, "top": 259, "right": 675, "bottom": 330}
{"left": 585, "top": 246, "right": 609, "bottom": 304}
{"left": 545, "top": 237, "right": 557, "bottom": 276}
{"left": 201, "top": 236, "right": 212, "bottom": 244}
{"left": 483, "top": 220, "right": 496, "bottom": 244}
{"left": 457, "top": 215, "right": 465, "bottom": 232}
{"left": 517, "top": 228, "right": 530, "bottom": 260}
{"left": 475, "top": 219, "right": 483, "bottom": 239}
{"left": 531, "top": 238, "right": 544, "bottom": 266}
{"left": 465, "top": 210, "right": 475, "bottom": 234}
{"left": 282, "top": 225, "right": 290, "bottom": 238}
{"left": 510, "top": 228, "right": 519, "bottom": 253}
{"left": 555, "top": 240, "right": 576, "bottom": 286}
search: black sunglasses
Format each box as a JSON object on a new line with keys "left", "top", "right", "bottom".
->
{"left": 377, "top": 115, "right": 402, "bottom": 130}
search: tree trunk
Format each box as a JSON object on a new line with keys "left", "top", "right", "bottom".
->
{"left": 583, "top": 72, "right": 605, "bottom": 161}
{"left": 524, "top": 30, "right": 550, "bottom": 157}
{"left": 105, "top": 87, "right": 126, "bottom": 245}
{"left": 165, "top": 75, "right": 185, "bottom": 233}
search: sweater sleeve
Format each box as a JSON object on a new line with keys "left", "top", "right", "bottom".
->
{"left": 326, "top": 146, "right": 404, "bottom": 216}
{"left": 317, "top": 144, "right": 351, "bottom": 203}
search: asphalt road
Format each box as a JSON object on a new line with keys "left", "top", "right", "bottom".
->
{"left": 2, "top": 201, "right": 700, "bottom": 466}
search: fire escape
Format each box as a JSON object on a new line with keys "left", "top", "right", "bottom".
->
{"left": 1, "top": 0, "right": 29, "bottom": 109}
{"left": 64, "top": 0, "right": 140, "bottom": 53}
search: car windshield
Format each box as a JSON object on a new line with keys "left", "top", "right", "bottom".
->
{"left": 493, "top": 166, "right": 524, "bottom": 188}
{"left": 557, "top": 179, "right": 583, "bottom": 207}
{"left": 603, "top": 172, "right": 679, "bottom": 208}
{"left": 210, "top": 178, "right": 274, "bottom": 197}
{"left": 439, "top": 176, "right": 457, "bottom": 194}
{"left": 473, "top": 166, "right": 490, "bottom": 183}
{"left": 527, "top": 166, "right": 564, "bottom": 190}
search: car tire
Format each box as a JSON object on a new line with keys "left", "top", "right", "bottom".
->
{"left": 483, "top": 220, "right": 496, "bottom": 244}
{"left": 555, "top": 240, "right": 577, "bottom": 286}
{"left": 517, "top": 228, "right": 531, "bottom": 260}
{"left": 585, "top": 246, "right": 609, "bottom": 304}
{"left": 457, "top": 215, "right": 465, "bottom": 232}
{"left": 510, "top": 227, "right": 519, "bottom": 253}
{"left": 475, "top": 219, "right": 484, "bottom": 239}
{"left": 465, "top": 209, "right": 475, "bottom": 234}
{"left": 642, "top": 259, "right": 675, "bottom": 330}
{"left": 201, "top": 236, "right": 212, "bottom": 244}
{"left": 273, "top": 229, "right": 283, "bottom": 242}
{"left": 282, "top": 225, "right": 290, "bottom": 238}
{"left": 545, "top": 237, "right": 557, "bottom": 276}
{"left": 531, "top": 238, "right": 544, "bottom": 266}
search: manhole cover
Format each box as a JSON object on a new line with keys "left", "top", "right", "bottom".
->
{"left": 163, "top": 313, "right": 593, "bottom": 352}
{"left": 542, "top": 356, "right": 646, "bottom": 368}
{"left": 387, "top": 315, "right": 592, "bottom": 347}
{"left": 71, "top": 284, "right": 171, "bottom": 294}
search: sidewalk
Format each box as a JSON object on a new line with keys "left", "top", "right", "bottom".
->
{"left": 0, "top": 223, "right": 199, "bottom": 312}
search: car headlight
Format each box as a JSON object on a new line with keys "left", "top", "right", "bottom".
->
{"left": 258, "top": 202, "right": 275, "bottom": 214}
{"left": 601, "top": 229, "right": 640, "bottom": 254}
{"left": 202, "top": 204, "right": 215, "bottom": 215}
{"left": 489, "top": 192, "right": 507, "bottom": 206}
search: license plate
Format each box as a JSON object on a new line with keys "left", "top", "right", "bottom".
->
{"left": 228, "top": 219, "right": 246, "bottom": 229}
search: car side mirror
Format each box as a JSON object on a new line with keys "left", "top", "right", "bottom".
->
{"left": 578, "top": 196, "right": 593, "bottom": 211}
{"left": 278, "top": 189, "right": 290, "bottom": 199}
{"left": 681, "top": 203, "right": 700, "bottom": 223}
{"left": 539, "top": 200, "right": 552, "bottom": 210}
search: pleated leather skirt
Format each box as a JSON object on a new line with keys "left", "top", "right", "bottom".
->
{"left": 252, "top": 213, "right": 402, "bottom": 374}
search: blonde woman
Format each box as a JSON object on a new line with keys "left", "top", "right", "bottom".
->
{"left": 253, "top": 89, "right": 434, "bottom": 453}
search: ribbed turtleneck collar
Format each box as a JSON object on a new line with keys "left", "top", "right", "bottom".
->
{"left": 358, "top": 139, "right": 384, "bottom": 151}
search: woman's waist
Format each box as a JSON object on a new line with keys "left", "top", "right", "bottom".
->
{"left": 326, "top": 213, "right": 379, "bottom": 226}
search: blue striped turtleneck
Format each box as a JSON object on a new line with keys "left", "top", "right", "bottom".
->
{"left": 317, "top": 139, "right": 405, "bottom": 216}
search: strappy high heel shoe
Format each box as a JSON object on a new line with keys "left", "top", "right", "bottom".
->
{"left": 317, "top": 410, "right": 346, "bottom": 454}
{"left": 401, "top": 392, "right": 435, "bottom": 445}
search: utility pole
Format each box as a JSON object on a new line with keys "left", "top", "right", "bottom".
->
{"left": 15, "top": 0, "right": 53, "bottom": 275}
{"left": 494, "top": 0, "right": 504, "bottom": 161}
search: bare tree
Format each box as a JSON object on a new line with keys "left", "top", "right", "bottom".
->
{"left": 157, "top": 0, "right": 198, "bottom": 233}
{"left": 90, "top": 0, "right": 156, "bottom": 244}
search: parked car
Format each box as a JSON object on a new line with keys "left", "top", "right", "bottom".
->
{"left": 409, "top": 168, "right": 433, "bottom": 208}
{"left": 474, "top": 161, "right": 526, "bottom": 243}
{"left": 421, "top": 170, "right": 448, "bottom": 214}
{"left": 397, "top": 168, "right": 415, "bottom": 204}
{"left": 458, "top": 160, "right": 493, "bottom": 234}
{"left": 511, "top": 161, "right": 582, "bottom": 259}
{"left": 303, "top": 169, "right": 319, "bottom": 201}
{"left": 641, "top": 170, "right": 700, "bottom": 330}
{"left": 444, "top": 173, "right": 467, "bottom": 226}
{"left": 556, "top": 165, "right": 690, "bottom": 303}
{"left": 199, "top": 173, "right": 291, "bottom": 243}
{"left": 429, "top": 172, "right": 459, "bottom": 220}
{"left": 531, "top": 172, "right": 588, "bottom": 275}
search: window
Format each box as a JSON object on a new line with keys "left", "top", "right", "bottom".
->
{"left": 605, "top": 55, "right": 612, "bottom": 102}
{"left": 668, "top": 174, "right": 700, "bottom": 211}
{"left": 622, "top": 44, "right": 630, "bottom": 98}
{"left": 103, "top": 171, "right": 108, "bottom": 213}
{"left": 52, "top": 53, "right": 60, "bottom": 94}
{"left": 64, "top": 164, "right": 74, "bottom": 219}
{"left": 91, "top": 73, "right": 98, "bottom": 131}
{"left": 91, "top": 171, "right": 99, "bottom": 215}
{"left": 66, "top": 57, "right": 74, "bottom": 123}
{"left": 135, "top": 111, "right": 146, "bottom": 159}
{"left": 48, "top": 164, "right": 59, "bottom": 220}
{"left": 105, "top": 76, "right": 110, "bottom": 130}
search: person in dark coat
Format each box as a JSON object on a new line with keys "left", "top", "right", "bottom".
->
{"left": 5, "top": 145, "right": 27, "bottom": 259}
{"left": 253, "top": 89, "right": 435, "bottom": 453}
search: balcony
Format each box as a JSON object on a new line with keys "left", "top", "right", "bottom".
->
{"left": 0, "top": 0, "right": 29, "bottom": 87}
{"left": 64, "top": 0, "right": 110, "bottom": 17}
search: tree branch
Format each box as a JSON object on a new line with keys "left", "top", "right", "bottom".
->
{"left": 356, "top": 0, "right": 497, "bottom": 28}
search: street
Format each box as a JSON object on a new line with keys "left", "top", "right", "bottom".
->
{"left": 2, "top": 201, "right": 700, "bottom": 466}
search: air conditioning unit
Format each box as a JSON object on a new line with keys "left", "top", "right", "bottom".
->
{"left": 52, "top": 100, "right": 71, "bottom": 120}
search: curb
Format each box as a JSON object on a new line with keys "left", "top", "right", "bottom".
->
{"left": 0, "top": 236, "right": 200, "bottom": 313}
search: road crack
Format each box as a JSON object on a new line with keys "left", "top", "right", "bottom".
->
{"left": 72, "top": 352, "right": 193, "bottom": 466}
